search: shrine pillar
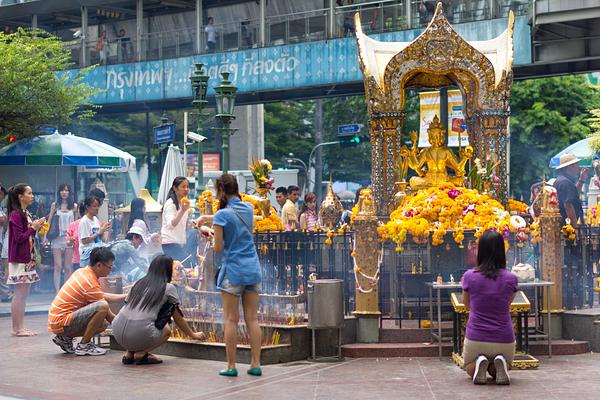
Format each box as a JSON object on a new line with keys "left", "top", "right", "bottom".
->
{"left": 369, "top": 112, "right": 406, "bottom": 216}
{"left": 540, "top": 190, "right": 563, "bottom": 338}
{"left": 352, "top": 189, "right": 381, "bottom": 342}
{"left": 473, "top": 110, "right": 510, "bottom": 204}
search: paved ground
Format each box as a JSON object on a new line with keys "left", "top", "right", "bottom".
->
{"left": 1, "top": 315, "right": 599, "bottom": 400}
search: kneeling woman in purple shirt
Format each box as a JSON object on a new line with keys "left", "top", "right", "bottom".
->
{"left": 462, "top": 230, "right": 518, "bottom": 385}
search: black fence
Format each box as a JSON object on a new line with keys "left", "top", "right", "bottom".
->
{"left": 563, "top": 226, "right": 600, "bottom": 309}
{"left": 251, "top": 230, "right": 543, "bottom": 322}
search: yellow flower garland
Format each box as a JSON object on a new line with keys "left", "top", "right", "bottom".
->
{"left": 378, "top": 183, "right": 520, "bottom": 251}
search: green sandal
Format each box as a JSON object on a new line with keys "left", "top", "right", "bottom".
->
{"left": 219, "top": 368, "right": 238, "bottom": 377}
{"left": 247, "top": 367, "right": 262, "bottom": 376}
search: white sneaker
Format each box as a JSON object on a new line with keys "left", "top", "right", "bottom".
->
{"left": 52, "top": 334, "right": 74, "bottom": 354}
{"left": 473, "top": 355, "right": 489, "bottom": 385}
{"left": 494, "top": 355, "right": 510, "bottom": 385}
{"left": 75, "top": 341, "right": 107, "bottom": 356}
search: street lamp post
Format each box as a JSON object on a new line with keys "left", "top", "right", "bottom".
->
{"left": 189, "top": 63, "right": 210, "bottom": 190}
{"left": 213, "top": 72, "right": 238, "bottom": 174}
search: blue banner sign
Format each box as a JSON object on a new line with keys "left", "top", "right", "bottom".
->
{"left": 154, "top": 123, "right": 175, "bottom": 144}
{"left": 65, "top": 17, "right": 531, "bottom": 106}
{"left": 338, "top": 124, "right": 362, "bottom": 135}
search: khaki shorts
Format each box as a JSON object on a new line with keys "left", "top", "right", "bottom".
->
{"left": 462, "top": 338, "right": 515, "bottom": 367}
{"left": 63, "top": 301, "right": 108, "bottom": 337}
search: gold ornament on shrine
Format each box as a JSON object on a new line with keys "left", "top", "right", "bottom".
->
{"left": 319, "top": 178, "right": 344, "bottom": 229}
{"left": 401, "top": 115, "right": 473, "bottom": 189}
{"left": 354, "top": 1, "right": 515, "bottom": 212}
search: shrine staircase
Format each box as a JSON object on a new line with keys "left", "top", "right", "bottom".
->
{"left": 341, "top": 321, "right": 590, "bottom": 358}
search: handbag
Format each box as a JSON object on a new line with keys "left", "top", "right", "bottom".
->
{"left": 46, "top": 214, "right": 60, "bottom": 241}
{"left": 155, "top": 301, "right": 182, "bottom": 330}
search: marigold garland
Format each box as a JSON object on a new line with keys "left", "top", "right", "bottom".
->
{"left": 212, "top": 194, "right": 283, "bottom": 232}
{"left": 561, "top": 222, "right": 576, "bottom": 244}
{"left": 378, "top": 183, "right": 520, "bottom": 251}
{"left": 507, "top": 199, "right": 528, "bottom": 214}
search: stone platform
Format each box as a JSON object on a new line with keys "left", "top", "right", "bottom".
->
{"left": 562, "top": 308, "right": 600, "bottom": 352}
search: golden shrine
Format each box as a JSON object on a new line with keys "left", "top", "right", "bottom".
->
{"left": 355, "top": 1, "right": 514, "bottom": 214}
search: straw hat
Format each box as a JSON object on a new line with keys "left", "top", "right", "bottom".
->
{"left": 555, "top": 153, "right": 580, "bottom": 170}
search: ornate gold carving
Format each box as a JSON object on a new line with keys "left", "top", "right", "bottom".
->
{"left": 355, "top": 2, "right": 514, "bottom": 210}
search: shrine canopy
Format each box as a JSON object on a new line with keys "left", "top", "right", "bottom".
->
{"left": 354, "top": 1, "right": 514, "bottom": 114}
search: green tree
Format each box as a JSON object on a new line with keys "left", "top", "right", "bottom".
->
{"left": 322, "top": 96, "right": 371, "bottom": 185}
{"left": 264, "top": 101, "right": 314, "bottom": 167}
{"left": 509, "top": 75, "right": 599, "bottom": 199}
{"left": 0, "top": 28, "right": 100, "bottom": 143}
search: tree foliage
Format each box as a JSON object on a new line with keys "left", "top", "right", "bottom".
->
{"left": 264, "top": 101, "right": 314, "bottom": 167}
{"left": 509, "top": 75, "right": 599, "bottom": 199}
{"left": 0, "top": 28, "right": 100, "bottom": 143}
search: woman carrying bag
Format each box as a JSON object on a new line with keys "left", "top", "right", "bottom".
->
{"left": 6, "top": 183, "right": 46, "bottom": 336}
{"left": 197, "top": 173, "right": 262, "bottom": 377}
{"left": 112, "top": 254, "right": 206, "bottom": 365}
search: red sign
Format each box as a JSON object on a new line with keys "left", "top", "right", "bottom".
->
{"left": 203, "top": 153, "right": 221, "bottom": 172}
{"left": 185, "top": 153, "right": 221, "bottom": 177}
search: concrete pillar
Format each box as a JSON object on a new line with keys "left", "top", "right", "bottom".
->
{"left": 196, "top": 0, "right": 203, "bottom": 53}
{"left": 136, "top": 0, "right": 143, "bottom": 62}
{"left": 328, "top": 0, "right": 335, "bottom": 39}
{"left": 229, "top": 104, "right": 265, "bottom": 171}
{"left": 80, "top": 6, "right": 88, "bottom": 67}
{"left": 31, "top": 14, "right": 37, "bottom": 29}
{"left": 259, "top": 0, "right": 266, "bottom": 46}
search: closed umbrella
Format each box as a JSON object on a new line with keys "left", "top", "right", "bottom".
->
{"left": 550, "top": 137, "right": 598, "bottom": 168}
{"left": 158, "top": 145, "right": 185, "bottom": 205}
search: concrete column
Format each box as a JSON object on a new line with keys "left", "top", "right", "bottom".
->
{"left": 229, "top": 104, "right": 265, "bottom": 171}
{"left": 80, "top": 6, "right": 88, "bottom": 67}
{"left": 136, "top": 0, "right": 143, "bottom": 62}
{"left": 406, "top": 0, "right": 412, "bottom": 29}
{"left": 31, "top": 14, "right": 37, "bottom": 29}
{"left": 196, "top": 0, "right": 203, "bottom": 53}
{"left": 259, "top": 0, "right": 266, "bottom": 46}
{"left": 328, "top": 0, "right": 335, "bottom": 39}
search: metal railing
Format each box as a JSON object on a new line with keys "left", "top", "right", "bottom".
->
{"left": 62, "top": 0, "right": 532, "bottom": 67}
{"left": 266, "top": 8, "right": 329, "bottom": 46}
{"left": 245, "top": 228, "right": 543, "bottom": 322}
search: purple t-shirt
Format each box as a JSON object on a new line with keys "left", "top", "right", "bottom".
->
{"left": 462, "top": 268, "right": 518, "bottom": 343}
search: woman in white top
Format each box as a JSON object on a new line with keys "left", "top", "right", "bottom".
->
{"left": 161, "top": 177, "right": 190, "bottom": 262}
{"left": 47, "top": 184, "right": 77, "bottom": 293}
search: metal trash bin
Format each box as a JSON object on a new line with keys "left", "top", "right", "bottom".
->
{"left": 307, "top": 279, "right": 344, "bottom": 361}
{"left": 99, "top": 276, "right": 124, "bottom": 315}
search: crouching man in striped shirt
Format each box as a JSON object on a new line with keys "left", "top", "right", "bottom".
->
{"left": 48, "top": 247, "right": 126, "bottom": 356}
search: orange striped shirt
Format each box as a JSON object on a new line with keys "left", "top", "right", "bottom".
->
{"left": 47, "top": 267, "right": 104, "bottom": 334}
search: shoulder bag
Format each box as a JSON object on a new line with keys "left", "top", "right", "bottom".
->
{"left": 46, "top": 214, "right": 60, "bottom": 241}
{"left": 155, "top": 300, "right": 182, "bottom": 330}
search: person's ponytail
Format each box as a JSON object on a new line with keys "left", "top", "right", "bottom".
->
{"left": 216, "top": 174, "right": 240, "bottom": 210}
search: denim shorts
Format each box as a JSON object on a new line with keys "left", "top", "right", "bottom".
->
{"left": 218, "top": 275, "right": 261, "bottom": 297}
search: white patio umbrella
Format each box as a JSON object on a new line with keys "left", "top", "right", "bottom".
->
{"left": 158, "top": 145, "right": 185, "bottom": 205}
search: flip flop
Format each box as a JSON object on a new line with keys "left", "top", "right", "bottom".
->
{"left": 11, "top": 329, "right": 36, "bottom": 337}
{"left": 135, "top": 353, "right": 163, "bottom": 365}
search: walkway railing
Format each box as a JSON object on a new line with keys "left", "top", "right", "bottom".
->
{"left": 63, "top": 0, "right": 531, "bottom": 67}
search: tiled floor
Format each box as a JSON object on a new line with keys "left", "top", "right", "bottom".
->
{"left": 1, "top": 315, "right": 599, "bottom": 400}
